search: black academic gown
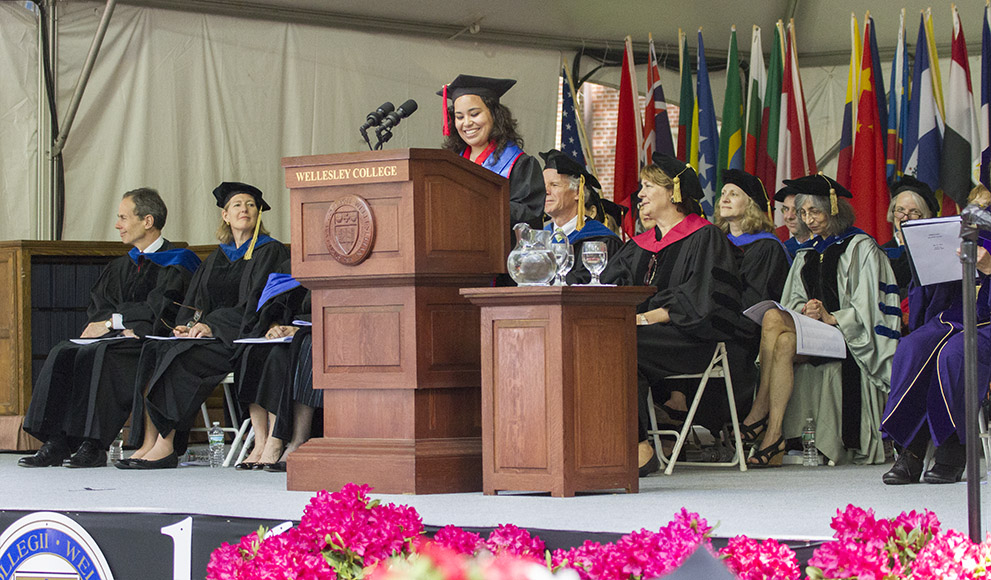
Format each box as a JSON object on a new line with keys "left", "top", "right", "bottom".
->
{"left": 24, "top": 240, "right": 196, "bottom": 448}
{"left": 507, "top": 155, "right": 547, "bottom": 229}
{"left": 881, "top": 238, "right": 912, "bottom": 300}
{"left": 131, "top": 239, "right": 288, "bottom": 450}
{"left": 235, "top": 265, "right": 310, "bottom": 417}
{"left": 601, "top": 216, "right": 744, "bottom": 439}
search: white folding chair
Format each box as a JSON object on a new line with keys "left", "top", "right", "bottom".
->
{"left": 192, "top": 373, "right": 252, "bottom": 467}
{"left": 645, "top": 342, "right": 747, "bottom": 474}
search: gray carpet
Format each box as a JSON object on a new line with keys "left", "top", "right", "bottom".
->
{"left": 2, "top": 450, "right": 988, "bottom": 540}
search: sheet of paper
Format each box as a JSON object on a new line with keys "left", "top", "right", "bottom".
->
{"left": 69, "top": 335, "right": 138, "bottom": 345}
{"left": 233, "top": 336, "right": 294, "bottom": 344}
{"left": 145, "top": 335, "right": 216, "bottom": 341}
{"left": 900, "top": 216, "right": 963, "bottom": 286}
{"left": 743, "top": 300, "right": 846, "bottom": 359}
{"left": 292, "top": 320, "right": 312, "bottom": 327}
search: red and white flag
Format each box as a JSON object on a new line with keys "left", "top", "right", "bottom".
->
{"left": 613, "top": 36, "right": 643, "bottom": 237}
{"left": 775, "top": 20, "right": 817, "bottom": 191}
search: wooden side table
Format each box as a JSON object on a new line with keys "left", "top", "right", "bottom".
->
{"left": 461, "top": 285, "right": 655, "bottom": 497}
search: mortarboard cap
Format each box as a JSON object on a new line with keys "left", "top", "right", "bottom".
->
{"left": 783, "top": 172, "right": 851, "bottom": 215}
{"left": 890, "top": 175, "right": 939, "bottom": 217}
{"left": 722, "top": 169, "right": 769, "bottom": 213}
{"left": 773, "top": 184, "right": 802, "bottom": 203}
{"left": 539, "top": 149, "right": 601, "bottom": 190}
{"left": 212, "top": 182, "right": 271, "bottom": 212}
{"left": 438, "top": 74, "right": 517, "bottom": 103}
{"left": 651, "top": 153, "right": 703, "bottom": 203}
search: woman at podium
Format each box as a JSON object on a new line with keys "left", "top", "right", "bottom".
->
{"left": 439, "top": 74, "right": 545, "bottom": 229}
{"left": 601, "top": 154, "right": 744, "bottom": 476}
{"left": 119, "top": 182, "right": 288, "bottom": 469}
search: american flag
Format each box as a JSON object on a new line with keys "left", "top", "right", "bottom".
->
{"left": 561, "top": 65, "right": 588, "bottom": 166}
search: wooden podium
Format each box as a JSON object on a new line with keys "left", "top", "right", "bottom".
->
{"left": 282, "top": 148, "right": 508, "bottom": 494}
{"left": 461, "top": 286, "right": 654, "bottom": 497}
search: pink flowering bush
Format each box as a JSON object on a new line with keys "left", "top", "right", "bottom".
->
{"left": 209, "top": 488, "right": 991, "bottom": 580}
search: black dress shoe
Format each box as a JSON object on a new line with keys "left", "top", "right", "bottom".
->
{"left": 64, "top": 441, "right": 108, "bottom": 468}
{"left": 264, "top": 461, "right": 287, "bottom": 472}
{"left": 128, "top": 452, "right": 179, "bottom": 470}
{"left": 882, "top": 450, "right": 924, "bottom": 485}
{"left": 235, "top": 462, "right": 257, "bottom": 471}
{"left": 18, "top": 441, "right": 71, "bottom": 468}
{"left": 923, "top": 463, "right": 965, "bottom": 484}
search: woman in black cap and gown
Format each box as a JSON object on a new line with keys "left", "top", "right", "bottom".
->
{"left": 440, "top": 74, "right": 545, "bottom": 229}
{"left": 601, "top": 154, "right": 744, "bottom": 476}
{"left": 119, "top": 182, "right": 288, "bottom": 469}
{"left": 740, "top": 173, "right": 900, "bottom": 467}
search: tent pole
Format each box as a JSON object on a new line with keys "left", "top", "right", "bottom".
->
{"left": 51, "top": 0, "right": 117, "bottom": 156}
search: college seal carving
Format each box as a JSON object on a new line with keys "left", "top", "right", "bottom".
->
{"left": 324, "top": 195, "right": 375, "bottom": 265}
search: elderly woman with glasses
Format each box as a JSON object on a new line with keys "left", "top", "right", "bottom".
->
{"left": 738, "top": 173, "right": 900, "bottom": 467}
{"left": 882, "top": 176, "right": 940, "bottom": 298}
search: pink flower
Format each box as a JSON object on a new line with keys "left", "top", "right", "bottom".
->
{"left": 892, "top": 509, "right": 941, "bottom": 537}
{"left": 718, "top": 536, "right": 800, "bottom": 580}
{"left": 912, "top": 529, "right": 982, "bottom": 580}
{"left": 431, "top": 526, "right": 484, "bottom": 555}
{"left": 485, "top": 524, "right": 546, "bottom": 561}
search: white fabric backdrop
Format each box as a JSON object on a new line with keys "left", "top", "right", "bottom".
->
{"left": 6, "top": 2, "right": 561, "bottom": 244}
{"left": 0, "top": 4, "right": 39, "bottom": 240}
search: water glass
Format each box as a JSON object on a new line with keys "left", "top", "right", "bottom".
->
{"left": 582, "top": 241, "right": 608, "bottom": 285}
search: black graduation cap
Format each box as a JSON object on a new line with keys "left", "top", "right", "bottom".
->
{"left": 539, "top": 149, "right": 601, "bottom": 190}
{"left": 437, "top": 74, "right": 517, "bottom": 103}
{"left": 722, "top": 169, "right": 769, "bottom": 212}
{"left": 651, "top": 153, "right": 703, "bottom": 203}
{"left": 773, "top": 184, "right": 802, "bottom": 203}
{"left": 212, "top": 182, "right": 271, "bottom": 211}
{"left": 783, "top": 172, "right": 851, "bottom": 215}
{"left": 890, "top": 175, "right": 939, "bottom": 217}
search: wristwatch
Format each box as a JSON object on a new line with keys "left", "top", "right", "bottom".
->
{"left": 104, "top": 320, "right": 113, "bottom": 330}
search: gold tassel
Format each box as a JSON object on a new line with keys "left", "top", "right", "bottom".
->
{"left": 576, "top": 175, "right": 586, "bottom": 231}
{"left": 819, "top": 172, "right": 838, "bottom": 215}
{"left": 672, "top": 175, "right": 682, "bottom": 203}
{"left": 758, "top": 176, "right": 772, "bottom": 221}
{"left": 244, "top": 209, "right": 263, "bottom": 260}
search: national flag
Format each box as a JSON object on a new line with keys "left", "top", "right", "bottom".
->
{"left": 902, "top": 12, "right": 944, "bottom": 201}
{"left": 744, "top": 25, "right": 766, "bottom": 175}
{"left": 642, "top": 33, "right": 676, "bottom": 163}
{"left": 560, "top": 63, "right": 592, "bottom": 170}
{"left": 717, "top": 25, "right": 744, "bottom": 195}
{"left": 676, "top": 30, "right": 694, "bottom": 163}
{"left": 849, "top": 15, "right": 889, "bottom": 240}
{"left": 867, "top": 13, "right": 887, "bottom": 159}
{"left": 775, "top": 20, "right": 816, "bottom": 193}
{"left": 886, "top": 9, "right": 909, "bottom": 182}
{"left": 756, "top": 21, "right": 784, "bottom": 199}
{"left": 612, "top": 36, "right": 643, "bottom": 237}
{"left": 696, "top": 28, "right": 720, "bottom": 217}
{"left": 981, "top": 0, "right": 991, "bottom": 189}
{"left": 942, "top": 5, "right": 980, "bottom": 207}
{"left": 836, "top": 13, "right": 861, "bottom": 189}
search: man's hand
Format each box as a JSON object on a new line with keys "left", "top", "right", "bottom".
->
{"left": 80, "top": 321, "right": 110, "bottom": 339}
{"left": 265, "top": 325, "right": 298, "bottom": 339}
{"left": 187, "top": 322, "right": 213, "bottom": 338}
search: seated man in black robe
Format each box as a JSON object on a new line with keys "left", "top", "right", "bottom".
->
{"left": 20, "top": 188, "right": 200, "bottom": 468}
{"left": 540, "top": 149, "right": 623, "bottom": 284}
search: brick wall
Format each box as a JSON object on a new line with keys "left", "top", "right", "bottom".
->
{"left": 556, "top": 82, "right": 681, "bottom": 202}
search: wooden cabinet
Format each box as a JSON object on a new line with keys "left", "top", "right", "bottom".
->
{"left": 0, "top": 241, "right": 132, "bottom": 450}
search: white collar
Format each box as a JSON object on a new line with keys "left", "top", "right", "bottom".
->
{"left": 139, "top": 235, "right": 165, "bottom": 254}
{"left": 551, "top": 214, "right": 578, "bottom": 237}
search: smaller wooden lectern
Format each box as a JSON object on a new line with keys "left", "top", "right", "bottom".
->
{"left": 461, "top": 285, "right": 655, "bottom": 497}
{"left": 283, "top": 149, "right": 508, "bottom": 494}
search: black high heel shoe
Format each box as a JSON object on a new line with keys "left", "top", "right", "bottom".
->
{"left": 748, "top": 436, "right": 785, "bottom": 468}
{"left": 731, "top": 417, "right": 767, "bottom": 450}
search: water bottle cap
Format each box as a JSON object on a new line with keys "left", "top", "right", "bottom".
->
{"left": 212, "top": 421, "right": 220, "bottom": 426}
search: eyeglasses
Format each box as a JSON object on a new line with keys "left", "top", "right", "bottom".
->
{"left": 798, "top": 208, "right": 826, "bottom": 219}
{"left": 893, "top": 207, "right": 923, "bottom": 220}
{"left": 169, "top": 301, "right": 203, "bottom": 326}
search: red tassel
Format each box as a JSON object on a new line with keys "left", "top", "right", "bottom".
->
{"left": 442, "top": 85, "right": 450, "bottom": 136}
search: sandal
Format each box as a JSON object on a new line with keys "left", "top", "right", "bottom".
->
{"left": 731, "top": 417, "right": 767, "bottom": 450}
{"left": 748, "top": 436, "right": 785, "bottom": 468}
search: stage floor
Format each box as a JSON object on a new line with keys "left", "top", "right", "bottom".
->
{"left": 3, "top": 449, "right": 990, "bottom": 542}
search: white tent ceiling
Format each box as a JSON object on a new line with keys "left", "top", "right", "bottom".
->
{"left": 123, "top": 0, "right": 986, "bottom": 67}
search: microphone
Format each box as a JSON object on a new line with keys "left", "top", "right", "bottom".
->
{"left": 377, "top": 99, "right": 418, "bottom": 132}
{"left": 359, "top": 102, "right": 394, "bottom": 132}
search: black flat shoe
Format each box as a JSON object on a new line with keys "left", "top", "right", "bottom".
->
{"left": 235, "top": 462, "right": 257, "bottom": 471}
{"left": 129, "top": 452, "right": 179, "bottom": 470}
{"left": 638, "top": 441, "right": 660, "bottom": 477}
{"left": 18, "top": 441, "right": 71, "bottom": 468}
{"left": 882, "top": 450, "right": 924, "bottom": 485}
{"left": 923, "top": 463, "right": 965, "bottom": 484}
{"left": 64, "top": 440, "right": 108, "bottom": 468}
{"left": 264, "top": 461, "right": 287, "bottom": 473}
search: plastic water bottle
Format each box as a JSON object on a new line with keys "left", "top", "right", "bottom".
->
{"left": 208, "top": 422, "right": 225, "bottom": 468}
{"left": 108, "top": 430, "right": 124, "bottom": 463}
{"left": 802, "top": 417, "right": 818, "bottom": 467}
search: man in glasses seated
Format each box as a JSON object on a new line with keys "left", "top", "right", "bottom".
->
{"left": 20, "top": 188, "right": 200, "bottom": 468}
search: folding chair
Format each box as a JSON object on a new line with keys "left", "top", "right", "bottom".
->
{"left": 192, "top": 373, "right": 252, "bottom": 467}
{"left": 645, "top": 342, "right": 747, "bottom": 474}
